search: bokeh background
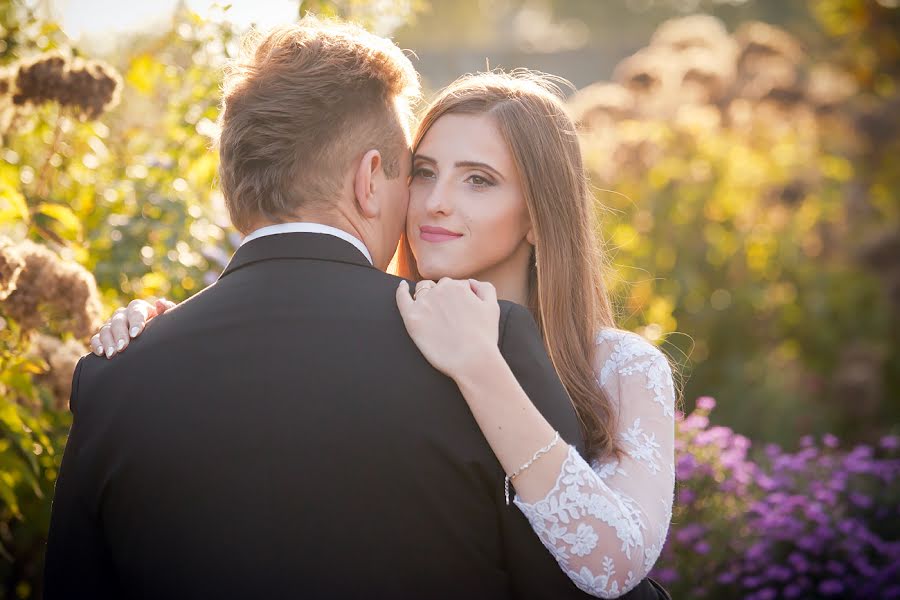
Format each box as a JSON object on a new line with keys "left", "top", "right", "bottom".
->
{"left": 1, "top": 0, "right": 898, "bottom": 597}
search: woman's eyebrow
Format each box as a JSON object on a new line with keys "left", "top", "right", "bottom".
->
{"left": 455, "top": 161, "right": 506, "bottom": 181}
{"left": 412, "top": 153, "right": 436, "bottom": 164}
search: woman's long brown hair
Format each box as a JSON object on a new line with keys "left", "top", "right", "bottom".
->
{"left": 395, "top": 71, "right": 623, "bottom": 460}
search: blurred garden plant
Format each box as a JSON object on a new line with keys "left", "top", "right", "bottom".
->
{"left": 651, "top": 397, "right": 900, "bottom": 599}
{"left": 569, "top": 3, "right": 900, "bottom": 446}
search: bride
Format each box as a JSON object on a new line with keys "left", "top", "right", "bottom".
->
{"left": 93, "top": 71, "right": 676, "bottom": 599}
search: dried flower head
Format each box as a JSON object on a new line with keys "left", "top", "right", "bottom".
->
{"left": 568, "top": 82, "right": 634, "bottom": 131}
{"left": 677, "top": 47, "right": 737, "bottom": 105}
{"left": 0, "top": 67, "right": 11, "bottom": 97}
{"left": 1, "top": 239, "right": 103, "bottom": 338}
{"left": 613, "top": 48, "right": 685, "bottom": 118}
{"left": 12, "top": 52, "right": 67, "bottom": 107}
{"left": 0, "top": 236, "right": 26, "bottom": 300}
{"left": 806, "top": 64, "right": 858, "bottom": 110}
{"left": 650, "top": 14, "right": 734, "bottom": 55}
{"left": 30, "top": 332, "right": 85, "bottom": 411}
{"left": 734, "top": 21, "right": 805, "bottom": 67}
{"left": 11, "top": 52, "right": 121, "bottom": 120}
{"left": 735, "top": 54, "right": 801, "bottom": 101}
{"left": 614, "top": 48, "right": 670, "bottom": 95}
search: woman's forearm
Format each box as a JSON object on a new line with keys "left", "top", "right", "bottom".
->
{"left": 452, "top": 348, "right": 571, "bottom": 504}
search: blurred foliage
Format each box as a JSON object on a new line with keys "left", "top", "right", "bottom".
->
{"left": 298, "top": 0, "right": 427, "bottom": 35}
{"left": 568, "top": 2, "right": 899, "bottom": 447}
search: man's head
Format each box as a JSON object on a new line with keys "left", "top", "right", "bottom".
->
{"left": 216, "top": 17, "right": 420, "bottom": 269}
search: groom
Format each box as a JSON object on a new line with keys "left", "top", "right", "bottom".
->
{"left": 44, "top": 17, "right": 663, "bottom": 599}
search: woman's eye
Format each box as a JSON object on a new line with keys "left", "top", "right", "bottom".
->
{"left": 413, "top": 166, "right": 435, "bottom": 179}
{"left": 466, "top": 174, "right": 493, "bottom": 187}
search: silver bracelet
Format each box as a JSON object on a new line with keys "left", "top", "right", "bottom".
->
{"left": 504, "top": 431, "right": 561, "bottom": 505}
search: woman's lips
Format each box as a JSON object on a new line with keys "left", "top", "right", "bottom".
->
{"left": 419, "top": 226, "right": 463, "bottom": 243}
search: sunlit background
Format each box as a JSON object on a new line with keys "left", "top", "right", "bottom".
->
{"left": 1, "top": 0, "right": 898, "bottom": 598}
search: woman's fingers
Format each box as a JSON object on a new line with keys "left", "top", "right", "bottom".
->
{"left": 155, "top": 298, "right": 176, "bottom": 314}
{"left": 98, "top": 324, "right": 117, "bottom": 358}
{"left": 109, "top": 309, "right": 130, "bottom": 353}
{"left": 468, "top": 279, "right": 497, "bottom": 304}
{"left": 396, "top": 280, "right": 414, "bottom": 311}
{"left": 126, "top": 299, "right": 153, "bottom": 337}
{"left": 90, "top": 333, "right": 103, "bottom": 356}
{"left": 92, "top": 297, "right": 174, "bottom": 358}
{"left": 414, "top": 280, "right": 436, "bottom": 300}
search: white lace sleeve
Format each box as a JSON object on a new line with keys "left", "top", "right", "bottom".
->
{"left": 513, "top": 329, "right": 676, "bottom": 598}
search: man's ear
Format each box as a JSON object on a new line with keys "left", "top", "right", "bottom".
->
{"left": 354, "top": 149, "right": 382, "bottom": 219}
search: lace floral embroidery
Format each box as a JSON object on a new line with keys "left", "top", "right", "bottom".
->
{"left": 513, "top": 329, "right": 676, "bottom": 598}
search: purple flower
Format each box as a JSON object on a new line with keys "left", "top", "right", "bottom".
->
{"left": 696, "top": 396, "right": 716, "bottom": 411}
{"left": 676, "top": 453, "right": 699, "bottom": 479}
{"left": 677, "top": 487, "right": 695, "bottom": 504}
{"left": 850, "top": 491, "right": 873, "bottom": 508}
{"left": 681, "top": 413, "right": 709, "bottom": 432}
{"left": 797, "top": 535, "right": 820, "bottom": 552}
{"left": 813, "top": 488, "right": 837, "bottom": 505}
{"left": 716, "top": 571, "right": 737, "bottom": 584}
{"left": 746, "top": 541, "right": 767, "bottom": 562}
{"left": 665, "top": 396, "right": 900, "bottom": 598}
{"left": 756, "top": 473, "right": 777, "bottom": 491}
{"left": 764, "top": 565, "right": 792, "bottom": 581}
{"left": 788, "top": 552, "right": 809, "bottom": 573}
{"left": 675, "top": 523, "right": 705, "bottom": 544}
{"left": 764, "top": 443, "right": 781, "bottom": 458}
{"left": 742, "top": 575, "right": 762, "bottom": 588}
{"left": 652, "top": 567, "right": 678, "bottom": 584}
{"left": 880, "top": 435, "right": 899, "bottom": 450}
{"left": 818, "top": 579, "right": 844, "bottom": 595}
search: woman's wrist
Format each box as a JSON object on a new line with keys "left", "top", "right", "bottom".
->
{"left": 451, "top": 345, "right": 506, "bottom": 389}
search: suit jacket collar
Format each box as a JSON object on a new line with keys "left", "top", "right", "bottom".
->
{"left": 218, "top": 232, "right": 376, "bottom": 281}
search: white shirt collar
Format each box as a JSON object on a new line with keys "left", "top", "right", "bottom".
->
{"left": 240, "top": 222, "right": 373, "bottom": 265}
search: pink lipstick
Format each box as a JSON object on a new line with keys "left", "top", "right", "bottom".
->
{"left": 420, "top": 226, "right": 463, "bottom": 243}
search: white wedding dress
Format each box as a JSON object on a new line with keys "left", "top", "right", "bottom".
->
{"left": 513, "top": 328, "right": 676, "bottom": 598}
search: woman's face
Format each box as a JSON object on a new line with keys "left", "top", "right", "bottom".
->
{"left": 407, "top": 113, "right": 534, "bottom": 286}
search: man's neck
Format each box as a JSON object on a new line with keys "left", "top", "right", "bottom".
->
{"left": 246, "top": 212, "right": 359, "bottom": 240}
{"left": 244, "top": 211, "right": 381, "bottom": 267}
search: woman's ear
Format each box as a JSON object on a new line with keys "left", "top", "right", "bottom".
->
{"left": 354, "top": 149, "right": 382, "bottom": 219}
{"left": 526, "top": 226, "right": 535, "bottom": 246}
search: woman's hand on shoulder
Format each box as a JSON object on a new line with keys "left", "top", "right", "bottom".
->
{"left": 90, "top": 298, "right": 176, "bottom": 359}
{"left": 396, "top": 278, "right": 501, "bottom": 380}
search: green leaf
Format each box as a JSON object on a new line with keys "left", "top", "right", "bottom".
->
{"left": 36, "top": 203, "right": 83, "bottom": 241}
{"left": 0, "top": 180, "right": 29, "bottom": 225}
{"left": 127, "top": 54, "right": 165, "bottom": 96}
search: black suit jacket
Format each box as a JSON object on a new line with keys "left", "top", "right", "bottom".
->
{"left": 44, "top": 232, "right": 667, "bottom": 599}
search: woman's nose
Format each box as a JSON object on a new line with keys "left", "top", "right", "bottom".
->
{"left": 424, "top": 180, "right": 453, "bottom": 216}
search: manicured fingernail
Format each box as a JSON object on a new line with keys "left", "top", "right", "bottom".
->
{"left": 116, "top": 339, "right": 126, "bottom": 351}
{"left": 105, "top": 347, "right": 116, "bottom": 358}
{"left": 93, "top": 346, "right": 103, "bottom": 356}
{"left": 130, "top": 326, "right": 140, "bottom": 337}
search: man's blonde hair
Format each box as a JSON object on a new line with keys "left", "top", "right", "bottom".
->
{"left": 217, "top": 16, "right": 420, "bottom": 233}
